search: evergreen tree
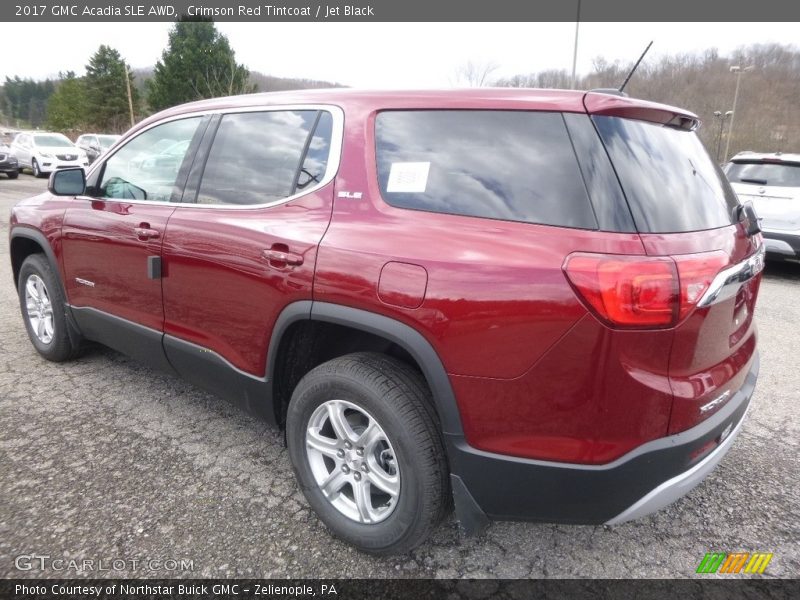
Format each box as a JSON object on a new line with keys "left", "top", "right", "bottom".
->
{"left": 46, "top": 72, "right": 89, "bottom": 131}
{"left": 2, "top": 76, "right": 55, "bottom": 127}
{"left": 147, "top": 17, "right": 253, "bottom": 111}
{"left": 85, "top": 45, "right": 139, "bottom": 131}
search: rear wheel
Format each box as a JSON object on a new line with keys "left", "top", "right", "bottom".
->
{"left": 18, "top": 254, "right": 81, "bottom": 362}
{"left": 7, "top": 171, "right": 18, "bottom": 179}
{"left": 286, "top": 352, "right": 449, "bottom": 555}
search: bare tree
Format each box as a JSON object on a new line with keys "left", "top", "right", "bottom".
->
{"left": 495, "top": 43, "right": 800, "bottom": 157}
{"left": 453, "top": 60, "right": 500, "bottom": 87}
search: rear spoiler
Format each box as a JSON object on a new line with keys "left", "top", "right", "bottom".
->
{"left": 583, "top": 92, "right": 700, "bottom": 131}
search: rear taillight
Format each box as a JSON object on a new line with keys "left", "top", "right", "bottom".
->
{"left": 563, "top": 251, "right": 729, "bottom": 329}
{"left": 673, "top": 252, "right": 730, "bottom": 319}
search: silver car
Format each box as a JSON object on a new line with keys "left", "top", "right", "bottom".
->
{"left": 725, "top": 152, "right": 800, "bottom": 260}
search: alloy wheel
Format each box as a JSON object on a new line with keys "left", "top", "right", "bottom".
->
{"left": 25, "top": 274, "right": 55, "bottom": 344}
{"left": 305, "top": 399, "right": 400, "bottom": 524}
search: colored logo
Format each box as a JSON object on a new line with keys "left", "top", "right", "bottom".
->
{"left": 696, "top": 552, "right": 773, "bottom": 574}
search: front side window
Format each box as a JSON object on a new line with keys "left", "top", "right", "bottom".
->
{"left": 375, "top": 110, "right": 598, "bottom": 229}
{"left": 196, "top": 110, "right": 332, "bottom": 206}
{"left": 96, "top": 117, "right": 202, "bottom": 202}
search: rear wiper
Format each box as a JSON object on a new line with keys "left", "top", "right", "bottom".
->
{"left": 739, "top": 177, "right": 768, "bottom": 185}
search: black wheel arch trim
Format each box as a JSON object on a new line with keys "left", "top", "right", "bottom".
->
{"left": 10, "top": 226, "right": 64, "bottom": 294}
{"left": 10, "top": 226, "right": 82, "bottom": 347}
{"left": 268, "top": 300, "right": 465, "bottom": 438}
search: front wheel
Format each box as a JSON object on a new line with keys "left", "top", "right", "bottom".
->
{"left": 286, "top": 352, "right": 449, "bottom": 555}
{"left": 7, "top": 170, "right": 19, "bottom": 179}
{"left": 18, "top": 254, "right": 82, "bottom": 362}
{"left": 31, "top": 158, "right": 42, "bottom": 178}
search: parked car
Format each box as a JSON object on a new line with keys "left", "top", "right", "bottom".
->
{"left": 10, "top": 132, "right": 89, "bottom": 177}
{"left": 75, "top": 133, "right": 122, "bottom": 164}
{"left": 725, "top": 152, "right": 800, "bottom": 260}
{"left": 9, "top": 89, "right": 764, "bottom": 554}
{"left": 0, "top": 140, "right": 19, "bottom": 178}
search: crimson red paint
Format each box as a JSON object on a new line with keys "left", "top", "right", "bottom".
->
{"left": 10, "top": 88, "right": 761, "bottom": 467}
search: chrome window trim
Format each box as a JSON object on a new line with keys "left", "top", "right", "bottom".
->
{"left": 697, "top": 244, "right": 765, "bottom": 308}
{"left": 84, "top": 103, "right": 344, "bottom": 210}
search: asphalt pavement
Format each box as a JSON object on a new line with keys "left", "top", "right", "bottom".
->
{"left": 0, "top": 173, "right": 797, "bottom": 579}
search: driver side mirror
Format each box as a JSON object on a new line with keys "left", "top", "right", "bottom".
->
{"left": 48, "top": 168, "right": 86, "bottom": 196}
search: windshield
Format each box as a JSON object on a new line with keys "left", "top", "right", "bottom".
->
{"left": 97, "top": 135, "right": 120, "bottom": 149}
{"left": 725, "top": 161, "right": 800, "bottom": 187}
{"left": 33, "top": 135, "right": 73, "bottom": 148}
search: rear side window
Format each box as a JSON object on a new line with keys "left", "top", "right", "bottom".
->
{"left": 725, "top": 161, "right": 800, "bottom": 187}
{"left": 593, "top": 116, "right": 739, "bottom": 233}
{"left": 375, "top": 111, "right": 598, "bottom": 229}
{"left": 197, "top": 110, "right": 331, "bottom": 206}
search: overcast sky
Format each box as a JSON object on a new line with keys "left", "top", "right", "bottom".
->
{"left": 0, "top": 22, "right": 796, "bottom": 87}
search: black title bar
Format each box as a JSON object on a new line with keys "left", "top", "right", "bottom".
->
{"left": 2, "top": 0, "right": 800, "bottom": 22}
{"left": 2, "top": 579, "right": 799, "bottom": 600}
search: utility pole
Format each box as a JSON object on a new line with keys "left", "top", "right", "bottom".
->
{"left": 713, "top": 110, "right": 733, "bottom": 164}
{"left": 124, "top": 66, "right": 135, "bottom": 128}
{"left": 723, "top": 65, "right": 754, "bottom": 162}
{"left": 570, "top": 0, "right": 581, "bottom": 89}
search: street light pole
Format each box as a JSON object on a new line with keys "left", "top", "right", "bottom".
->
{"left": 570, "top": 0, "right": 581, "bottom": 89}
{"left": 714, "top": 110, "right": 733, "bottom": 164}
{"left": 723, "top": 65, "right": 754, "bottom": 162}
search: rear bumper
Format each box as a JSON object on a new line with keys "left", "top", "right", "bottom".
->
{"left": 762, "top": 229, "right": 800, "bottom": 258}
{"left": 448, "top": 352, "right": 758, "bottom": 528}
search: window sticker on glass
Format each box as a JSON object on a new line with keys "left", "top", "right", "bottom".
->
{"left": 386, "top": 162, "right": 430, "bottom": 193}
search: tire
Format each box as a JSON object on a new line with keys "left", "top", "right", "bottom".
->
{"left": 17, "top": 254, "right": 82, "bottom": 362}
{"left": 7, "top": 171, "right": 18, "bottom": 179}
{"left": 32, "top": 158, "right": 42, "bottom": 178}
{"left": 286, "top": 352, "right": 449, "bottom": 555}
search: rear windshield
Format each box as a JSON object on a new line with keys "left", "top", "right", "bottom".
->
{"left": 375, "top": 110, "right": 598, "bottom": 229}
{"left": 593, "top": 116, "right": 739, "bottom": 233}
{"left": 725, "top": 161, "right": 800, "bottom": 187}
{"left": 97, "top": 135, "right": 120, "bottom": 149}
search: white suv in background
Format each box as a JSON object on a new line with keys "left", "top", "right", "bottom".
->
{"left": 725, "top": 152, "right": 800, "bottom": 261}
{"left": 10, "top": 132, "right": 89, "bottom": 178}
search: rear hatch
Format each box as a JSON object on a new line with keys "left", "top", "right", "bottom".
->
{"left": 725, "top": 159, "right": 800, "bottom": 231}
{"left": 584, "top": 92, "right": 763, "bottom": 434}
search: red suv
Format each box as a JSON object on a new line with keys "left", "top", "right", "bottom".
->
{"left": 9, "top": 89, "right": 764, "bottom": 554}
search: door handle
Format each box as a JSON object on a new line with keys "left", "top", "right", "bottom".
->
{"left": 262, "top": 246, "right": 304, "bottom": 267}
{"left": 134, "top": 225, "right": 160, "bottom": 240}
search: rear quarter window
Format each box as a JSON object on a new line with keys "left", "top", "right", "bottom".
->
{"left": 593, "top": 116, "right": 739, "bottom": 233}
{"left": 375, "top": 110, "right": 598, "bottom": 229}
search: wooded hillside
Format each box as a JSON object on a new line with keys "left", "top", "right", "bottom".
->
{"left": 498, "top": 43, "right": 800, "bottom": 160}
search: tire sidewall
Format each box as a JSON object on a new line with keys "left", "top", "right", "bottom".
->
{"left": 287, "top": 373, "right": 427, "bottom": 552}
{"left": 32, "top": 159, "right": 40, "bottom": 177}
{"left": 18, "top": 255, "right": 71, "bottom": 360}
